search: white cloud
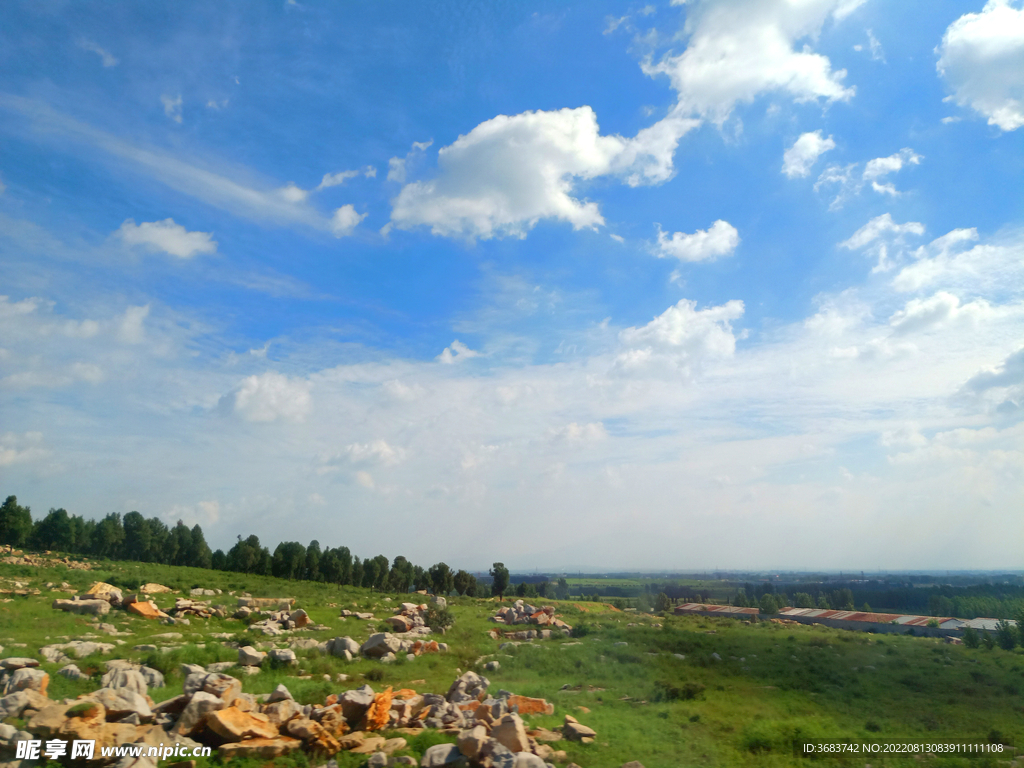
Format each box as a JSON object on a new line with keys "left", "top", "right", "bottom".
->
{"left": 330, "top": 205, "right": 366, "bottom": 236}
{"left": 888, "top": 291, "right": 993, "bottom": 336}
{"left": 643, "top": 0, "right": 856, "bottom": 124}
{"left": 116, "top": 218, "right": 217, "bottom": 259}
{"left": 317, "top": 169, "right": 359, "bottom": 189}
{"left": 655, "top": 220, "right": 739, "bottom": 262}
{"left": 118, "top": 305, "right": 149, "bottom": 345}
{"left": 963, "top": 346, "right": 1024, "bottom": 393}
{"left": 230, "top": 371, "right": 312, "bottom": 423}
{"left": 937, "top": 0, "right": 1024, "bottom": 131}
{"left": 548, "top": 422, "right": 608, "bottom": 443}
{"left": 437, "top": 340, "right": 480, "bottom": 364}
{"left": 862, "top": 148, "right": 922, "bottom": 192}
{"left": 840, "top": 214, "right": 926, "bottom": 251}
{"left": 387, "top": 140, "right": 433, "bottom": 184}
{"left": 0, "top": 295, "right": 39, "bottom": 318}
{"left": 165, "top": 500, "right": 220, "bottom": 527}
{"left": 888, "top": 227, "right": 1024, "bottom": 293}
{"left": 0, "top": 431, "right": 49, "bottom": 467}
{"left": 389, "top": 107, "right": 698, "bottom": 240}
{"left": 816, "top": 149, "right": 922, "bottom": 208}
{"left": 79, "top": 39, "right": 118, "bottom": 67}
{"left": 161, "top": 94, "right": 183, "bottom": 124}
{"left": 782, "top": 130, "right": 836, "bottom": 178}
{"left": 343, "top": 440, "right": 403, "bottom": 465}
{"left": 616, "top": 298, "right": 744, "bottom": 374}
{"left": 278, "top": 183, "right": 308, "bottom": 203}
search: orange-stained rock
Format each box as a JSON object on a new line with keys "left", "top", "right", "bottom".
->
{"left": 348, "top": 736, "right": 386, "bottom": 754}
{"left": 285, "top": 717, "right": 340, "bottom": 755}
{"left": 362, "top": 686, "right": 392, "bottom": 732}
{"left": 205, "top": 707, "right": 279, "bottom": 742}
{"left": 140, "top": 583, "right": 173, "bottom": 594}
{"left": 507, "top": 695, "right": 554, "bottom": 716}
{"left": 311, "top": 703, "right": 348, "bottom": 738}
{"left": 127, "top": 601, "right": 167, "bottom": 620}
{"left": 457, "top": 700, "right": 481, "bottom": 713}
{"left": 393, "top": 689, "right": 418, "bottom": 700}
{"left": 218, "top": 737, "right": 302, "bottom": 759}
{"left": 325, "top": 694, "right": 339, "bottom": 706}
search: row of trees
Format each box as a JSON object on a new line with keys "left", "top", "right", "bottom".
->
{"left": 0, "top": 496, "right": 524, "bottom": 600}
{"left": 732, "top": 587, "right": 863, "bottom": 614}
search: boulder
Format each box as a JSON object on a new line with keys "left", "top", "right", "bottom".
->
{"left": 432, "top": 596, "right": 447, "bottom": 610}
{"left": 513, "top": 754, "right": 547, "bottom": 768}
{"left": 268, "top": 648, "right": 297, "bottom": 665}
{"left": 620, "top": 763, "right": 646, "bottom": 768}
{"left": 457, "top": 725, "right": 488, "bottom": 760}
{"left": 267, "top": 684, "right": 293, "bottom": 703}
{"left": 52, "top": 598, "right": 110, "bottom": 616}
{"left": 218, "top": 737, "right": 302, "bottom": 758}
{"left": 85, "top": 582, "right": 123, "bottom": 603}
{"left": 491, "top": 713, "right": 530, "bottom": 753}
{"left": 140, "top": 583, "right": 173, "bottom": 594}
{"left": 202, "top": 673, "right": 242, "bottom": 703}
{"left": 562, "top": 716, "right": 596, "bottom": 743}
{"left": 385, "top": 615, "right": 413, "bottom": 633}
{"left": 421, "top": 743, "right": 468, "bottom": 767}
{"left": 361, "top": 633, "right": 403, "bottom": 659}
{"left": 57, "top": 664, "right": 89, "bottom": 681}
{"left": 507, "top": 695, "right": 554, "bottom": 716}
{"left": 484, "top": 661, "right": 500, "bottom": 672}
{"left": 126, "top": 601, "right": 167, "bottom": 620}
{"left": 0, "top": 689, "right": 50, "bottom": 719}
{"left": 329, "top": 636, "right": 361, "bottom": 657}
{"left": 173, "top": 691, "right": 225, "bottom": 735}
{"left": 238, "top": 646, "right": 266, "bottom": 666}
{"left": 479, "top": 739, "right": 516, "bottom": 768}
{"left": 447, "top": 671, "right": 490, "bottom": 703}
{"left": 181, "top": 663, "right": 206, "bottom": 676}
{"left": 339, "top": 685, "right": 376, "bottom": 723}
{"left": 2, "top": 667, "right": 49, "bottom": 697}
{"left": 86, "top": 688, "right": 153, "bottom": 721}
{"left": 0, "top": 657, "right": 39, "bottom": 670}
{"left": 100, "top": 667, "right": 148, "bottom": 696}
{"left": 288, "top": 609, "right": 309, "bottom": 627}
{"left": 205, "top": 706, "right": 278, "bottom": 742}
{"left": 262, "top": 698, "right": 304, "bottom": 727}
{"left": 286, "top": 716, "right": 341, "bottom": 754}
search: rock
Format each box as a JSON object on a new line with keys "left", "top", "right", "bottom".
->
{"left": 238, "top": 645, "right": 267, "bottom": 666}
{"left": 349, "top": 736, "right": 387, "bottom": 754}
{"left": 506, "top": 695, "right": 553, "bottom": 716}
{"left": 52, "top": 597, "right": 110, "bottom": 616}
{"left": 57, "top": 664, "right": 89, "bottom": 681}
{"left": 368, "top": 752, "right": 389, "bottom": 768}
{"left": 289, "top": 608, "right": 309, "bottom": 627}
{"left": 512, "top": 754, "right": 547, "bottom": 768}
{"left": 134, "top": 644, "right": 158, "bottom": 652}
{"left": 361, "top": 633, "right": 403, "bottom": 659}
{"left": 100, "top": 667, "right": 148, "bottom": 696}
{"left": 218, "top": 736, "right": 302, "bottom": 758}
{"left": 27, "top": 702, "right": 72, "bottom": 738}
{"left": 457, "top": 725, "right": 488, "bottom": 760}
{"left": 173, "top": 691, "right": 225, "bottom": 735}
{"left": 479, "top": 739, "right": 516, "bottom": 768}
{"left": 432, "top": 596, "right": 447, "bottom": 610}
{"left": 87, "top": 687, "right": 153, "bottom": 720}
{"left": 205, "top": 706, "right": 278, "bottom": 741}
{"left": 206, "top": 661, "right": 235, "bottom": 673}
{"left": 0, "top": 689, "right": 50, "bottom": 719}
{"left": 447, "top": 671, "right": 490, "bottom": 703}
{"left": 562, "top": 717, "right": 596, "bottom": 743}
{"left": 2, "top": 667, "right": 49, "bottom": 697}
{"left": 329, "top": 636, "right": 361, "bottom": 657}
{"left": 382, "top": 737, "right": 408, "bottom": 755}
{"left": 138, "top": 665, "right": 165, "bottom": 688}
{"left": 711, "top": 652, "right": 721, "bottom": 661}
{"left": 269, "top": 648, "right": 297, "bottom": 665}
{"left": 267, "top": 683, "right": 293, "bottom": 703}
{"left": 0, "top": 657, "right": 39, "bottom": 670}
{"left": 181, "top": 663, "right": 206, "bottom": 676}
{"left": 85, "top": 582, "right": 123, "bottom": 603}
{"left": 202, "top": 673, "right": 242, "bottom": 703}
{"left": 339, "top": 684, "right": 377, "bottom": 723}
{"left": 262, "top": 698, "right": 304, "bottom": 727}
{"left": 236, "top": 596, "right": 295, "bottom": 610}
{"left": 385, "top": 615, "right": 413, "bottom": 632}
{"left": 421, "top": 743, "right": 468, "bottom": 767}
{"left": 140, "top": 583, "right": 173, "bottom": 594}
{"left": 484, "top": 661, "right": 501, "bottom": 672}
{"left": 126, "top": 601, "right": 166, "bottom": 620}
{"left": 492, "top": 713, "right": 530, "bottom": 753}
{"left": 290, "top": 637, "right": 320, "bottom": 650}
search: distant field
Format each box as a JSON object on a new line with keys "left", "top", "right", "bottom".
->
{"left": 1, "top": 558, "right": 1022, "bottom": 767}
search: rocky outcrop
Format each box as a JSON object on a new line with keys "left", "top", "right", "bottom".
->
{"left": 491, "top": 601, "right": 572, "bottom": 634}
{"left": 52, "top": 597, "right": 111, "bottom": 616}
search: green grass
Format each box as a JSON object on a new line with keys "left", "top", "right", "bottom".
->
{"left": 2, "top": 559, "right": 1023, "bottom": 768}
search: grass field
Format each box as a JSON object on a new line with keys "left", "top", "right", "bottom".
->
{"left": 2, "top": 557, "right": 1023, "bottom": 768}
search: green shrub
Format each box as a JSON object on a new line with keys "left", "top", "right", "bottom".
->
{"left": 424, "top": 604, "right": 455, "bottom": 632}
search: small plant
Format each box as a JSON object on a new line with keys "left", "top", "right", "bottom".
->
{"left": 982, "top": 632, "right": 995, "bottom": 651}
{"left": 654, "top": 680, "right": 705, "bottom": 701}
{"left": 424, "top": 604, "right": 454, "bottom": 632}
{"left": 865, "top": 720, "right": 881, "bottom": 732}
{"left": 963, "top": 626, "right": 980, "bottom": 648}
{"left": 364, "top": 667, "right": 385, "bottom": 682}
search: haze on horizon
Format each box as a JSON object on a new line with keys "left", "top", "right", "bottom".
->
{"left": 1, "top": 0, "right": 1023, "bottom": 572}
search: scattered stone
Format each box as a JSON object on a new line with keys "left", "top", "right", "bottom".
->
{"left": 421, "top": 743, "right": 469, "bottom": 767}
{"left": 0, "top": 657, "right": 39, "bottom": 670}
{"left": 57, "top": 664, "right": 89, "bottom": 681}
{"left": 238, "top": 645, "right": 266, "bottom": 666}
{"left": 269, "top": 648, "right": 297, "bottom": 665}
{"left": 52, "top": 597, "right": 111, "bottom": 616}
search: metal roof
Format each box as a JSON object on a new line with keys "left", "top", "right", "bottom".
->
{"left": 674, "top": 603, "right": 760, "bottom": 615}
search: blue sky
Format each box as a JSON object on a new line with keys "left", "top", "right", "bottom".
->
{"left": 2, "top": 0, "right": 1023, "bottom": 570}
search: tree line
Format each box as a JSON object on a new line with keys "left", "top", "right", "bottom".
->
{"left": 0, "top": 495, "right": 518, "bottom": 599}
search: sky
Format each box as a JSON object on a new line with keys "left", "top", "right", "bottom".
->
{"left": 1, "top": 0, "right": 1023, "bottom": 572}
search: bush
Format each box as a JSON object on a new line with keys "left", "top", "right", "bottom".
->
{"left": 424, "top": 604, "right": 455, "bottom": 632}
{"left": 654, "top": 680, "right": 705, "bottom": 701}
{"left": 963, "top": 626, "right": 980, "bottom": 648}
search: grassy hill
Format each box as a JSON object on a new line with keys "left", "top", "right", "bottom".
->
{"left": 1, "top": 555, "right": 1022, "bottom": 768}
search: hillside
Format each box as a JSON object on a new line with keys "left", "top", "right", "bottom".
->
{"left": 1, "top": 554, "right": 1022, "bottom": 768}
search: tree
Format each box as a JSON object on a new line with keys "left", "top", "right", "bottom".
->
{"left": 490, "top": 562, "right": 510, "bottom": 601}
{"left": 535, "top": 580, "right": 548, "bottom": 598}
{"left": 429, "top": 562, "right": 454, "bottom": 596}
{"left": 655, "top": 592, "right": 671, "bottom": 612}
{"left": 1016, "top": 608, "right": 1024, "bottom": 648}
{"left": 122, "top": 512, "right": 151, "bottom": 562}
{"left": 0, "top": 496, "right": 33, "bottom": 547}
{"left": 453, "top": 569, "right": 475, "bottom": 596}
{"left": 389, "top": 556, "right": 414, "bottom": 593}
{"left": 370, "top": 555, "right": 390, "bottom": 590}
{"left": 351, "top": 556, "right": 364, "bottom": 588}
{"left": 515, "top": 582, "right": 527, "bottom": 598}
{"left": 189, "top": 524, "right": 213, "bottom": 569}
{"left": 555, "top": 577, "right": 569, "bottom": 601}
{"left": 227, "top": 535, "right": 266, "bottom": 574}
{"left": 759, "top": 593, "right": 781, "bottom": 614}
{"left": 816, "top": 594, "right": 831, "bottom": 610}
{"left": 272, "top": 542, "right": 307, "bottom": 580}
{"left": 33, "top": 508, "right": 74, "bottom": 552}
{"left": 995, "top": 619, "right": 1017, "bottom": 651}
{"left": 793, "top": 592, "right": 814, "bottom": 609}
{"left": 982, "top": 631, "right": 995, "bottom": 650}
{"left": 962, "top": 625, "right": 980, "bottom": 649}
{"left": 211, "top": 549, "right": 227, "bottom": 571}
{"left": 337, "top": 546, "right": 353, "bottom": 586}
{"left": 305, "top": 540, "right": 321, "bottom": 581}
{"left": 169, "top": 521, "right": 193, "bottom": 566}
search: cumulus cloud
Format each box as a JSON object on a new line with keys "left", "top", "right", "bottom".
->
{"left": 655, "top": 220, "right": 739, "bottom": 262}
{"left": 888, "top": 291, "right": 992, "bottom": 336}
{"left": 616, "top": 298, "right": 744, "bottom": 374}
{"left": 230, "top": 371, "right": 312, "bottom": 423}
{"left": 862, "top": 148, "right": 923, "bottom": 194}
{"left": 782, "top": 131, "right": 836, "bottom": 178}
{"left": 116, "top": 218, "right": 217, "bottom": 259}
{"left": 643, "top": 0, "right": 855, "bottom": 124}
{"left": 165, "top": 500, "right": 220, "bottom": 527}
{"left": 889, "top": 227, "right": 1023, "bottom": 293}
{"left": 330, "top": 205, "right": 366, "bottom": 237}
{"left": 161, "top": 94, "right": 183, "bottom": 124}
{"left": 437, "top": 340, "right": 480, "bottom": 364}
{"left": 316, "top": 166, "right": 375, "bottom": 190}
{"left": 817, "top": 149, "right": 923, "bottom": 208}
{"left": 937, "top": 0, "right": 1024, "bottom": 131}
{"left": 387, "top": 141, "right": 433, "bottom": 184}
{"left": 389, "top": 107, "right": 698, "bottom": 240}
{"left": 963, "top": 346, "right": 1024, "bottom": 393}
